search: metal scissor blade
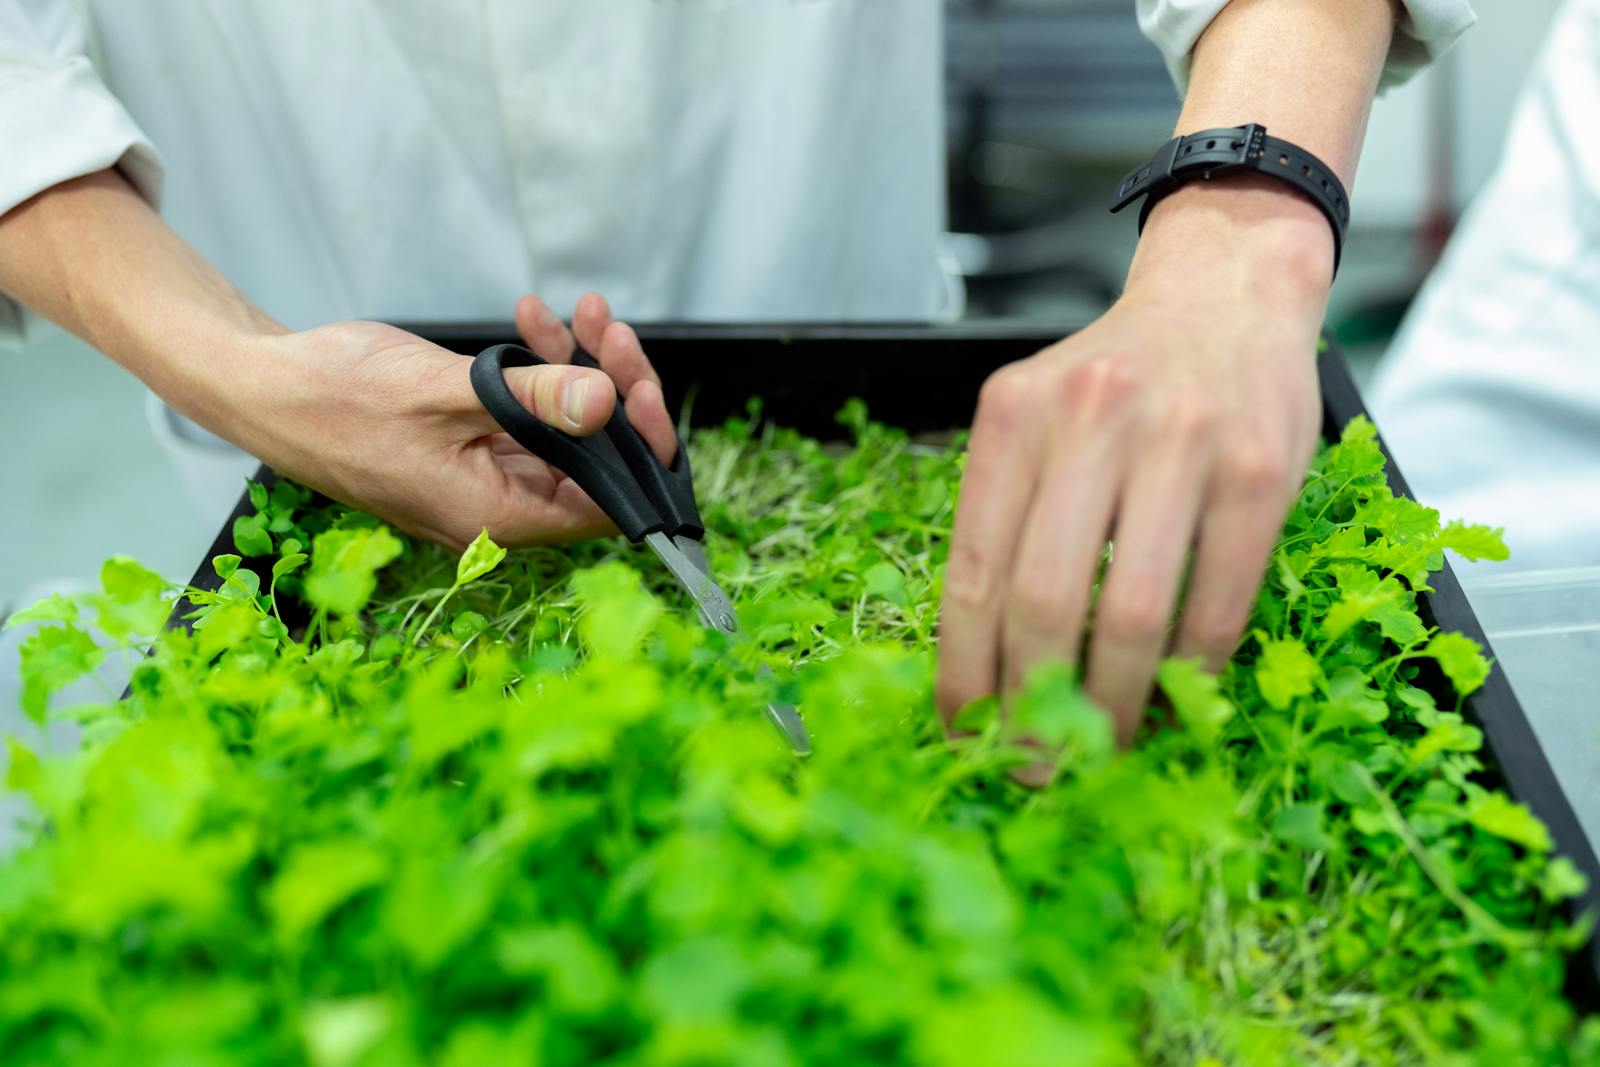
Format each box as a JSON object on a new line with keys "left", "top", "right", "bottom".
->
{"left": 644, "top": 531, "right": 812, "bottom": 756}
{"left": 645, "top": 531, "right": 738, "bottom": 633}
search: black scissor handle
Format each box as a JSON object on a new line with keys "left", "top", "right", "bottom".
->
{"left": 469, "top": 343, "right": 702, "bottom": 542}
{"left": 568, "top": 349, "right": 704, "bottom": 541}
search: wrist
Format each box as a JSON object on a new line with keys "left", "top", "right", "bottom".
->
{"left": 1125, "top": 172, "right": 1336, "bottom": 312}
{"left": 105, "top": 307, "right": 288, "bottom": 445}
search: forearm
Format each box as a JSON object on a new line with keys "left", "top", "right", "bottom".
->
{"left": 0, "top": 169, "right": 284, "bottom": 425}
{"left": 1131, "top": 0, "right": 1398, "bottom": 299}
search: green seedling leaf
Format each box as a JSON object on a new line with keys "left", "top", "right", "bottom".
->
{"left": 1437, "top": 520, "right": 1509, "bottom": 561}
{"left": 1467, "top": 792, "right": 1551, "bottom": 852}
{"left": 1273, "top": 802, "right": 1338, "bottom": 853}
{"left": 94, "top": 556, "right": 171, "bottom": 638}
{"left": 1426, "top": 631, "right": 1492, "bottom": 696}
{"left": 1542, "top": 856, "right": 1589, "bottom": 902}
{"left": 4, "top": 592, "right": 78, "bottom": 630}
{"left": 450, "top": 610, "right": 488, "bottom": 641}
{"left": 572, "top": 563, "right": 661, "bottom": 658}
{"left": 19, "top": 623, "right": 103, "bottom": 722}
{"left": 863, "top": 560, "right": 910, "bottom": 608}
{"left": 455, "top": 528, "right": 507, "bottom": 586}
{"left": 268, "top": 839, "right": 387, "bottom": 945}
{"left": 233, "top": 512, "right": 273, "bottom": 557}
{"left": 1322, "top": 564, "right": 1426, "bottom": 647}
{"left": 1157, "top": 657, "right": 1234, "bottom": 745}
{"left": 303, "top": 996, "right": 394, "bottom": 1067}
{"left": 305, "top": 526, "right": 404, "bottom": 616}
{"left": 1009, "top": 662, "right": 1112, "bottom": 765}
{"left": 1254, "top": 634, "right": 1320, "bottom": 710}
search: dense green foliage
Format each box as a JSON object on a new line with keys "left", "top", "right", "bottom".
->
{"left": 3, "top": 409, "right": 1597, "bottom": 1065}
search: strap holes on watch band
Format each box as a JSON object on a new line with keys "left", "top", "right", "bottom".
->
{"left": 1113, "top": 128, "right": 1349, "bottom": 278}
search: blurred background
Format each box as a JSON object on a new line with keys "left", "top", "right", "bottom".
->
{"left": 0, "top": 0, "right": 1564, "bottom": 609}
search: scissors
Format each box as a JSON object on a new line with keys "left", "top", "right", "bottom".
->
{"left": 470, "top": 343, "right": 812, "bottom": 756}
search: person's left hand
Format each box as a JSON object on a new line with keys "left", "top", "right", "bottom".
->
{"left": 935, "top": 180, "right": 1330, "bottom": 748}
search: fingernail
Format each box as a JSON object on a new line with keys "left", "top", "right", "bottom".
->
{"left": 561, "top": 376, "right": 588, "bottom": 429}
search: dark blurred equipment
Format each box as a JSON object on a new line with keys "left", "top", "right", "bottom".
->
{"left": 944, "top": 0, "right": 1179, "bottom": 316}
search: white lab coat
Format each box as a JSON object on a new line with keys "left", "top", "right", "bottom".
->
{"left": 2, "top": 0, "right": 1472, "bottom": 342}
{"left": 1370, "top": 0, "right": 1600, "bottom": 570}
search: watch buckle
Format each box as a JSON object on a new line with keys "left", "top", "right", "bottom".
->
{"left": 1110, "top": 135, "right": 1181, "bottom": 214}
{"left": 1231, "top": 123, "right": 1268, "bottom": 164}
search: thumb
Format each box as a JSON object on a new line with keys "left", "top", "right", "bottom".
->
{"left": 499, "top": 363, "right": 617, "bottom": 435}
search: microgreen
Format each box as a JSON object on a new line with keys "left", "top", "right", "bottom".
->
{"left": 2, "top": 412, "right": 1596, "bottom": 1065}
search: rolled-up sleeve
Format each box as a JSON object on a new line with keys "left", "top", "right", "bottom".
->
{"left": 0, "top": 0, "right": 162, "bottom": 345}
{"left": 1137, "top": 0, "right": 1478, "bottom": 94}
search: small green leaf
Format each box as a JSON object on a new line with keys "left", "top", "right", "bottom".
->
{"left": 4, "top": 592, "right": 78, "bottom": 630}
{"left": 1437, "top": 520, "right": 1509, "bottom": 562}
{"left": 94, "top": 557, "right": 170, "bottom": 638}
{"left": 1010, "top": 663, "right": 1112, "bottom": 764}
{"left": 455, "top": 528, "right": 507, "bottom": 587}
{"left": 1157, "top": 658, "right": 1234, "bottom": 745}
{"left": 19, "top": 624, "right": 103, "bottom": 722}
{"left": 572, "top": 563, "right": 662, "bottom": 659}
{"left": 1542, "top": 855, "right": 1589, "bottom": 902}
{"left": 233, "top": 512, "right": 273, "bottom": 557}
{"left": 1411, "top": 708, "right": 1483, "bottom": 763}
{"left": 1319, "top": 667, "right": 1388, "bottom": 730}
{"left": 863, "top": 561, "right": 910, "bottom": 608}
{"left": 272, "top": 553, "right": 309, "bottom": 582}
{"left": 450, "top": 611, "right": 488, "bottom": 641}
{"left": 247, "top": 481, "right": 269, "bottom": 512}
{"left": 1254, "top": 634, "right": 1320, "bottom": 711}
{"left": 1272, "top": 802, "right": 1337, "bottom": 853}
{"left": 1466, "top": 791, "right": 1551, "bottom": 852}
{"left": 303, "top": 997, "right": 394, "bottom": 1067}
{"left": 1425, "top": 631, "right": 1491, "bottom": 696}
{"left": 213, "top": 554, "right": 242, "bottom": 580}
{"left": 268, "top": 840, "right": 387, "bottom": 945}
{"left": 305, "top": 527, "right": 404, "bottom": 617}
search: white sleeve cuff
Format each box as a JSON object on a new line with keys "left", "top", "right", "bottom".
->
{"left": 0, "top": 52, "right": 162, "bottom": 350}
{"left": 1137, "top": 0, "right": 1478, "bottom": 96}
{"left": 0, "top": 53, "right": 163, "bottom": 216}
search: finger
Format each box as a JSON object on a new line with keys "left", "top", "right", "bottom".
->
{"left": 443, "top": 353, "right": 616, "bottom": 439}
{"left": 502, "top": 363, "right": 617, "bottom": 435}
{"left": 935, "top": 365, "right": 1047, "bottom": 731}
{"left": 997, "top": 437, "right": 1121, "bottom": 696}
{"left": 624, "top": 380, "right": 678, "bottom": 466}
{"left": 1084, "top": 422, "right": 1210, "bottom": 743}
{"left": 598, "top": 322, "right": 676, "bottom": 464}
{"left": 572, "top": 291, "right": 614, "bottom": 355}
{"left": 596, "top": 320, "right": 664, "bottom": 396}
{"left": 1174, "top": 447, "right": 1300, "bottom": 670}
{"left": 514, "top": 294, "right": 576, "bottom": 363}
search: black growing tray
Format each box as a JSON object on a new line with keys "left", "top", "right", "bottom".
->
{"left": 175, "top": 323, "right": 1600, "bottom": 1003}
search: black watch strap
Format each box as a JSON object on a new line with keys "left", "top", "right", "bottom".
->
{"left": 1110, "top": 124, "right": 1350, "bottom": 277}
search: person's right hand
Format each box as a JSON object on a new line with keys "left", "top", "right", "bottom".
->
{"left": 206, "top": 292, "right": 674, "bottom": 552}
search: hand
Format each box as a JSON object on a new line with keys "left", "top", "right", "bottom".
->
{"left": 936, "top": 179, "right": 1329, "bottom": 747}
{"left": 219, "top": 292, "right": 674, "bottom": 552}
